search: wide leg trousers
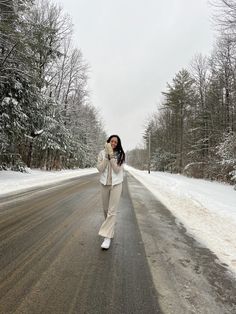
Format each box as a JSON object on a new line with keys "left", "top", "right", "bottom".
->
{"left": 98, "top": 183, "right": 122, "bottom": 239}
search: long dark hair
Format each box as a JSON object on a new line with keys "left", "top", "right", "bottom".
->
{"left": 107, "top": 135, "right": 125, "bottom": 166}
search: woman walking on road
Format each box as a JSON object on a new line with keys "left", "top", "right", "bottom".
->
{"left": 97, "top": 135, "right": 125, "bottom": 250}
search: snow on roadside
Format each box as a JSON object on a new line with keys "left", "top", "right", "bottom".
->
{"left": 125, "top": 165, "right": 236, "bottom": 276}
{"left": 0, "top": 168, "right": 98, "bottom": 196}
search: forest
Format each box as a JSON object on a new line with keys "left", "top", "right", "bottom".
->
{"left": 1, "top": 0, "right": 236, "bottom": 185}
{"left": 0, "top": 0, "right": 106, "bottom": 171}
{"left": 127, "top": 0, "right": 236, "bottom": 185}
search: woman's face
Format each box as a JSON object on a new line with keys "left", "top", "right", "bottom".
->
{"left": 109, "top": 137, "right": 118, "bottom": 150}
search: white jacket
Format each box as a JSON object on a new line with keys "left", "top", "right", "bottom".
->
{"left": 97, "top": 149, "right": 124, "bottom": 186}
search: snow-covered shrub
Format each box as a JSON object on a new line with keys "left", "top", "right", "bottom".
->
{"left": 183, "top": 162, "right": 207, "bottom": 178}
{"left": 231, "top": 170, "right": 236, "bottom": 189}
{"left": 151, "top": 148, "right": 176, "bottom": 172}
{"left": 0, "top": 153, "right": 27, "bottom": 172}
{"left": 216, "top": 132, "right": 236, "bottom": 184}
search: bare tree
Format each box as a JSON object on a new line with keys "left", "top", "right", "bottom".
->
{"left": 211, "top": 0, "right": 236, "bottom": 37}
{"left": 190, "top": 54, "right": 211, "bottom": 159}
{"left": 25, "top": 0, "right": 72, "bottom": 91}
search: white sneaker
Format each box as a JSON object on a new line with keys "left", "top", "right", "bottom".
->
{"left": 101, "top": 237, "right": 111, "bottom": 250}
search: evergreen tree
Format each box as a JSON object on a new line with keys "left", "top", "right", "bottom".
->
{"left": 0, "top": 0, "right": 106, "bottom": 171}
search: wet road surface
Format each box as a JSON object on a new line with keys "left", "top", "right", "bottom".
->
{"left": 0, "top": 173, "right": 160, "bottom": 314}
{"left": 1, "top": 171, "right": 236, "bottom": 314}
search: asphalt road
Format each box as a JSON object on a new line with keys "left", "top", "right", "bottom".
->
{"left": 0, "top": 173, "right": 160, "bottom": 314}
{"left": 1, "top": 172, "right": 236, "bottom": 314}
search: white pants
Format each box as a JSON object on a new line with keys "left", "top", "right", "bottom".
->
{"left": 98, "top": 183, "right": 122, "bottom": 239}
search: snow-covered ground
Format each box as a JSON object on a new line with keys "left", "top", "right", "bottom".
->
{"left": 0, "top": 168, "right": 98, "bottom": 196}
{"left": 0, "top": 166, "right": 236, "bottom": 276}
{"left": 125, "top": 165, "right": 236, "bottom": 277}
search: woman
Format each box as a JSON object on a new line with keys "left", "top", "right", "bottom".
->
{"left": 97, "top": 135, "right": 125, "bottom": 250}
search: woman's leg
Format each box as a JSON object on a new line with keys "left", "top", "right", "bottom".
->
{"left": 98, "top": 183, "right": 122, "bottom": 239}
{"left": 101, "top": 184, "right": 110, "bottom": 218}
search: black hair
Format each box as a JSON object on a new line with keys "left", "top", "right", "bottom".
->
{"left": 107, "top": 134, "right": 125, "bottom": 166}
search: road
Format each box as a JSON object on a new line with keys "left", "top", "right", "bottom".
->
{"left": 0, "top": 173, "right": 160, "bottom": 314}
{"left": 0, "top": 172, "right": 236, "bottom": 314}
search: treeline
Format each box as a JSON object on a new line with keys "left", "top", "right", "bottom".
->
{"left": 0, "top": 0, "right": 106, "bottom": 171}
{"left": 127, "top": 0, "right": 236, "bottom": 184}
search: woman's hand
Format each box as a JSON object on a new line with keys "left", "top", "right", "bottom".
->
{"left": 104, "top": 143, "right": 113, "bottom": 156}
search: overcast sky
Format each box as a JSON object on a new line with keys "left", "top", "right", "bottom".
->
{"left": 57, "top": 0, "right": 215, "bottom": 151}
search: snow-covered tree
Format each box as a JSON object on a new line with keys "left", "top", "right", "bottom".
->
{"left": 165, "top": 69, "right": 196, "bottom": 172}
{"left": 151, "top": 148, "right": 175, "bottom": 172}
{"left": 216, "top": 132, "right": 236, "bottom": 182}
{"left": 0, "top": 0, "right": 106, "bottom": 171}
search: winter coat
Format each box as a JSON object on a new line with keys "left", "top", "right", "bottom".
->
{"left": 97, "top": 149, "right": 124, "bottom": 186}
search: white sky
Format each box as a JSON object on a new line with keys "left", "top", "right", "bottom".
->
{"left": 1, "top": 167, "right": 236, "bottom": 276}
{"left": 56, "top": 0, "right": 215, "bottom": 151}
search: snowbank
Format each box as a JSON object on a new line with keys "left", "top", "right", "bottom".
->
{"left": 0, "top": 168, "right": 98, "bottom": 196}
{"left": 125, "top": 165, "right": 236, "bottom": 276}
